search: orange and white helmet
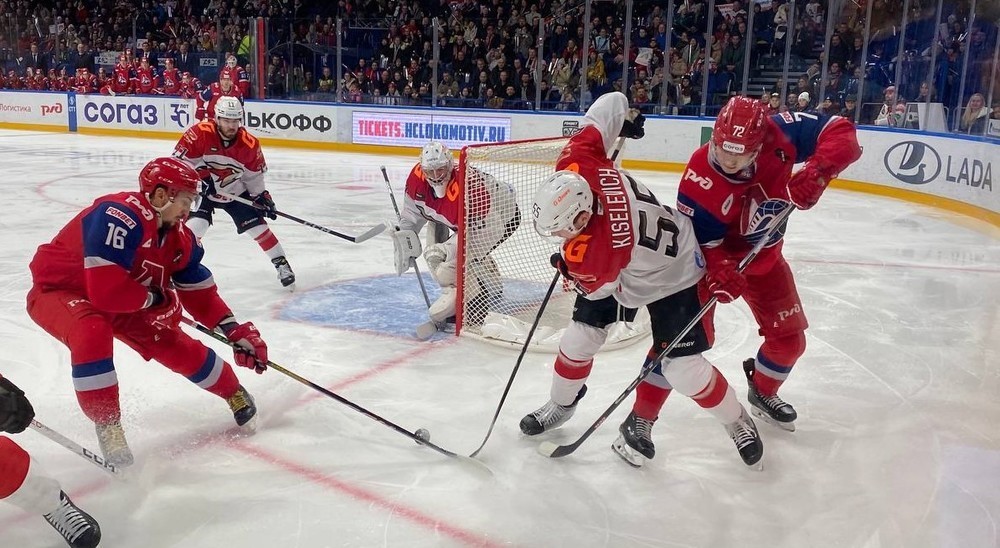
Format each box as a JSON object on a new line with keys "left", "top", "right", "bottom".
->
{"left": 532, "top": 170, "right": 593, "bottom": 238}
{"left": 419, "top": 141, "right": 453, "bottom": 198}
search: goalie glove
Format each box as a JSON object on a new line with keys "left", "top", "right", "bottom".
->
{"left": 619, "top": 108, "right": 646, "bottom": 139}
{"left": 424, "top": 241, "right": 457, "bottom": 286}
{"left": 389, "top": 223, "right": 422, "bottom": 276}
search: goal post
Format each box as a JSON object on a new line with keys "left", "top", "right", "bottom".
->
{"left": 455, "top": 137, "right": 649, "bottom": 352}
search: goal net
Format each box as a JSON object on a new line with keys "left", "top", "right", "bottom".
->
{"left": 455, "top": 137, "right": 649, "bottom": 352}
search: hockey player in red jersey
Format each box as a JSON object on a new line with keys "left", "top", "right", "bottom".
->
{"left": 161, "top": 58, "right": 181, "bottom": 96}
{"left": 26, "top": 157, "right": 268, "bottom": 468}
{"left": 196, "top": 67, "right": 243, "bottom": 121}
{"left": 388, "top": 141, "right": 520, "bottom": 325}
{"left": 224, "top": 54, "right": 250, "bottom": 97}
{"left": 520, "top": 92, "right": 763, "bottom": 469}
{"left": 71, "top": 68, "right": 97, "bottom": 94}
{"left": 100, "top": 55, "right": 133, "bottom": 96}
{"left": 677, "top": 95, "right": 862, "bottom": 431}
{"left": 0, "top": 374, "right": 101, "bottom": 548}
{"left": 178, "top": 72, "right": 203, "bottom": 99}
{"left": 174, "top": 97, "right": 296, "bottom": 289}
{"left": 133, "top": 57, "right": 162, "bottom": 95}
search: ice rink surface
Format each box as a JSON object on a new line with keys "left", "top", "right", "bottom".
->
{"left": 0, "top": 129, "right": 997, "bottom": 548}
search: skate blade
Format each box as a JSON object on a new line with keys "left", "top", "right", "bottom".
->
{"left": 746, "top": 459, "right": 764, "bottom": 472}
{"left": 611, "top": 437, "right": 645, "bottom": 468}
{"left": 282, "top": 283, "right": 296, "bottom": 292}
{"left": 750, "top": 407, "right": 796, "bottom": 431}
{"left": 232, "top": 415, "right": 259, "bottom": 437}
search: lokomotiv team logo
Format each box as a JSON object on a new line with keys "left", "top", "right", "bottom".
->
{"left": 741, "top": 196, "right": 790, "bottom": 247}
{"left": 883, "top": 141, "right": 941, "bottom": 185}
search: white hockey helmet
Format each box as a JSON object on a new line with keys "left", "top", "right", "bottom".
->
{"left": 532, "top": 170, "right": 593, "bottom": 237}
{"left": 420, "top": 141, "right": 453, "bottom": 198}
{"left": 214, "top": 96, "right": 243, "bottom": 121}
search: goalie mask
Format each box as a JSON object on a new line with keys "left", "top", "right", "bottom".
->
{"left": 420, "top": 141, "right": 453, "bottom": 198}
{"left": 532, "top": 170, "right": 593, "bottom": 238}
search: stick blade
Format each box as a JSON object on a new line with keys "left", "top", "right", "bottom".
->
{"left": 537, "top": 440, "right": 570, "bottom": 458}
{"left": 415, "top": 320, "right": 438, "bottom": 340}
{"left": 353, "top": 222, "right": 387, "bottom": 243}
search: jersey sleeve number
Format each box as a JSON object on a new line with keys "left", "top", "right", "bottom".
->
{"left": 626, "top": 174, "right": 680, "bottom": 258}
{"left": 105, "top": 223, "right": 128, "bottom": 249}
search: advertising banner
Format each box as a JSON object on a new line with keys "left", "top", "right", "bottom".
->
{"left": 76, "top": 95, "right": 196, "bottom": 133}
{"left": 0, "top": 91, "right": 69, "bottom": 126}
{"left": 245, "top": 101, "right": 336, "bottom": 140}
{"left": 352, "top": 110, "right": 511, "bottom": 148}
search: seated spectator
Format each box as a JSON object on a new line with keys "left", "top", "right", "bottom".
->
{"left": 840, "top": 95, "right": 858, "bottom": 120}
{"left": 820, "top": 95, "right": 839, "bottom": 116}
{"left": 874, "top": 86, "right": 898, "bottom": 126}
{"left": 555, "top": 86, "right": 577, "bottom": 111}
{"left": 765, "top": 92, "right": 782, "bottom": 115}
{"left": 317, "top": 67, "right": 335, "bottom": 93}
{"left": 992, "top": 102, "right": 1000, "bottom": 120}
{"left": 958, "top": 93, "right": 989, "bottom": 135}
{"left": 796, "top": 91, "right": 812, "bottom": 112}
{"left": 913, "top": 81, "right": 936, "bottom": 103}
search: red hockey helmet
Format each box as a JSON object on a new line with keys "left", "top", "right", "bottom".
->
{"left": 712, "top": 95, "right": 768, "bottom": 156}
{"left": 219, "top": 67, "right": 233, "bottom": 81}
{"left": 139, "top": 157, "right": 201, "bottom": 197}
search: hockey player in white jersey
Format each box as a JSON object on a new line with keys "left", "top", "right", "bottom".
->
{"left": 389, "top": 141, "right": 520, "bottom": 324}
{"left": 519, "top": 91, "right": 764, "bottom": 469}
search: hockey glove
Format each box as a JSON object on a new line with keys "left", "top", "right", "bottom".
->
{"left": 142, "top": 287, "right": 182, "bottom": 331}
{"left": 619, "top": 108, "right": 646, "bottom": 139}
{"left": 705, "top": 261, "right": 747, "bottom": 303}
{"left": 551, "top": 253, "right": 588, "bottom": 295}
{"left": 0, "top": 376, "right": 35, "bottom": 434}
{"left": 787, "top": 163, "right": 830, "bottom": 210}
{"left": 223, "top": 322, "right": 268, "bottom": 374}
{"left": 254, "top": 191, "right": 278, "bottom": 220}
{"left": 390, "top": 226, "right": 422, "bottom": 276}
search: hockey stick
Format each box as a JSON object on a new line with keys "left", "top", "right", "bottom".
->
{"left": 180, "top": 317, "right": 488, "bottom": 471}
{"left": 29, "top": 420, "right": 123, "bottom": 477}
{"left": 379, "top": 166, "right": 440, "bottom": 340}
{"left": 467, "top": 135, "right": 629, "bottom": 456}
{"left": 539, "top": 205, "right": 795, "bottom": 459}
{"left": 212, "top": 191, "right": 385, "bottom": 243}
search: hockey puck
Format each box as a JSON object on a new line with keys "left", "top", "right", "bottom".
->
{"left": 414, "top": 428, "right": 431, "bottom": 445}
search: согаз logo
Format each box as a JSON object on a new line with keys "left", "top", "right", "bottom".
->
{"left": 883, "top": 141, "right": 941, "bottom": 185}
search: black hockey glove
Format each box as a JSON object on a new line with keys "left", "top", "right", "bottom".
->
{"left": 200, "top": 176, "right": 217, "bottom": 197}
{"left": 620, "top": 109, "right": 646, "bottom": 139}
{"left": 0, "top": 377, "right": 35, "bottom": 434}
{"left": 551, "top": 253, "right": 588, "bottom": 295}
{"left": 254, "top": 191, "right": 278, "bottom": 220}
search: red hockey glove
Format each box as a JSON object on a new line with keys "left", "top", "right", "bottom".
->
{"left": 705, "top": 261, "right": 747, "bottom": 303}
{"left": 143, "top": 287, "right": 182, "bottom": 331}
{"left": 787, "top": 164, "right": 830, "bottom": 210}
{"left": 0, "top": 376, "right": 35, "bottom": 434}
{"left": 253, "top": 191, "right": 278, "bottom": 220}
{"left": 224, "top": 322, "right": 268, "bottom": 374}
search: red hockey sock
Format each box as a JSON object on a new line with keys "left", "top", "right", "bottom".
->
{"left": 0, "top": 437, "right": 30, "bottom": 498}
{"left": 691, "top": 366, "right": 730, "bottom": 409}
{"left": 632, "top": 381, "right": 671, "bottom": 420}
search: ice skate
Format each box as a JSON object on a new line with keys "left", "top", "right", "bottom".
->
{"left": 43, "top": 491, "right": 101, "bottom": 548}
{"left": 227, "top": 385, "right": 258, "bottom": 434}
{"left": 725, "top": 407, "right": 764, "bottom": 470}
{"left": 94, "top": 421, "right": 133, "bottom": 468}
{"left": 519, "top": 385, "right": 587, "bottom": 436}
{"left": 612, "top": 412, "right": 656, "bottom": 467}
{"left": 744, "top": 359, "right": 797, "bottom": 431}
{"left": 272, "top": 256, "right": 295, "bottom": 290}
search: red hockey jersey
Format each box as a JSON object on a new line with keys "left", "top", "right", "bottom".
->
{"left": 29, "top": 191, "right": 230, "bottom": 326}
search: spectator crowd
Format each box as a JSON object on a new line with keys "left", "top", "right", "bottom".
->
{"left": 0, "top": 0, "right": 996, "bottom": 135}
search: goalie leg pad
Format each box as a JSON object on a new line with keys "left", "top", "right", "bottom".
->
{"left": 428, "top": 287, "right": 457, "bottom": 323}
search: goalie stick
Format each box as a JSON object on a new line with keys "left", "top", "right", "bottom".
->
{"left": 379, "top": 166, "right": 441, "bottom": 340}
{"left": 467, "top": 136, "right": 630, "bottom": 457}
{"left": 213, "top": 191, "right": 385, "bottom": 243}
{"left": 29, "top": 420, "right": 123, "bottom": 477}
{"left": 181, "top": 317, "right": 490, "bottom": 473}
{"left": 538, "top": 201, "right": 796, "bottom": 459}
